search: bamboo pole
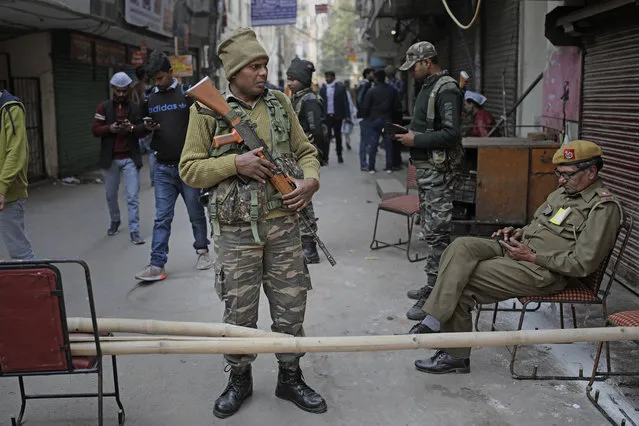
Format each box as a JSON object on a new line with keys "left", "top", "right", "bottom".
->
{"left": 67, "top": 317, "right": 286, "bottom": 338}
{"left": 71, "top": 326, "right": 639, "bottom": 356}
{"left": 68, "top": 335, "right": 226, "bottom": 343}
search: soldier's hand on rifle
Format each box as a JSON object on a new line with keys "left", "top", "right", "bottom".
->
{"left": 282, "top": 178, "right": 319, "bottom": 212}
{"left": 235, "top": 147, "right": 275, "bottom": 184}
{"left": 394, "top": 130, "right": 416, "bottom": 147}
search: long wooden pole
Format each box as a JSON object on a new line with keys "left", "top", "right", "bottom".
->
{"left": 67, "top": 317, "right": 286, "bottom": 338}
{"left": 71, "top": 326, "right": 639, "bottom": 356}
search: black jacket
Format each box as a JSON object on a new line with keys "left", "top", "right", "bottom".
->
{"left": 408, "top": 72, "right": 462, "bottom": 161}
{"left": 360, "top": 82, "right": 402, "bottom": 122}
{"left": 319, "top": 82, "right": 351, "bottom": 120}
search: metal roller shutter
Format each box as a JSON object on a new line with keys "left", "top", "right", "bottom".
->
{"left": 481, "top": 0, "right": 519, "bottom": 135}
{"left": 448, "top": 0, "right": 475, "bottom": 89}
{"left": 581, "top": 25, "right": 639, "bottom": 289}
{"left": 53, "top": 59, "right": 109, "bottom": 176}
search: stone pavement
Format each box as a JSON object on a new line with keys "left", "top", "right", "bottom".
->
{"left": 0, "top": 134, "right": 630, "bottom": 425}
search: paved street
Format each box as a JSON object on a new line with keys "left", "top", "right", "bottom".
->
{"left": 0, "top": 138, "right": 618, "bottom": 425}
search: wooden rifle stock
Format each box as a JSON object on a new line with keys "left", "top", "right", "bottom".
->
{"left": 186, "top": 77, "right": 241, "bottom": 127}
{"left": 213, "top": 128, "right": 242, "bottom": 148}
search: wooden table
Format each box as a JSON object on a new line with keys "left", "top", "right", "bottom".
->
{"left": 459, "top": 137, "right": 560, "bottom": 226}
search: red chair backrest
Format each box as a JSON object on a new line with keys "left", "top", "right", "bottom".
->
{"left": 407, "top": 163, "right": 417, "bottom": 192}
{"left": 0, "top": 265, "right": 71, "bottom": 374}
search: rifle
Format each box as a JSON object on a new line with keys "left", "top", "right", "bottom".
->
{"left": 186, "top": 77, "right": 337, "bottom": 267}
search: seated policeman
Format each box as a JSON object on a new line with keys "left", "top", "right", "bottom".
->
{"left": 407, "top": 140, "right": 622, "bottom": 374}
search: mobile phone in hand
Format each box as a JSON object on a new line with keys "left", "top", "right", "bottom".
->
{"left": 383, "top": 123, "right": 409, "bottom": 136}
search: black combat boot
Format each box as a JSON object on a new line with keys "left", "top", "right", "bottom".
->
{"left": 213, "top": 365, "right": 253, "bottom": 419}
{"left": 337, "top": 153, "right": 344, "bottom": 164}
{"left": 275, "top": 363, "right": 327, "bottom": 414}
{"left": 406, "top": 286, "right": 432, "bottom": 300}
{"left": 301, "top": 236, "right": 320, "bottom": 264}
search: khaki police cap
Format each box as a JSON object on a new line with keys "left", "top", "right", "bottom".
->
{"left": 399, "top": 41, "right": 437, "bottom": 71}
{"left": 552, "top": 140, "right": 603, "bottom": 165}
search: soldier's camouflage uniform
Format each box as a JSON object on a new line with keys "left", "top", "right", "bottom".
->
{"left": 179, "top": 87, "right": 320, "bottom": 368}
{"left": 410, "top": 70, "right": 463, "bottom": 290}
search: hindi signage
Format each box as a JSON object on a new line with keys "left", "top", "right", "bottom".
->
{"left": 251, "top": 0, "right": 297, "bottom": 27}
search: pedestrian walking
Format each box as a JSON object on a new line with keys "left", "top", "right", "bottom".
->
{"left": 91, "top": 72, "right": 145, "bottom": 244}
{"left": 180, "top": 28, "right": 326, "bottom": 419}
{"left": 0, "top": 89, "right": 35, "bottom": 259}
{"left": 359, "top": 69, "right": 401, "bottom": 173}
{"left": 385, "top": 65, "right": 405, "bottom": 170}
{"left": 319, "top": 71, "right": 351, "bottom": 164}
{"left": 393, "top": 41, "right": 464, "bottom": 320}
{"left": 134, "top": 51, "right": 213, "bottom": 282}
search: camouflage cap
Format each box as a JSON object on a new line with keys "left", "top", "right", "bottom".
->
{"left": 399, "top": 41, "right": 437, "bottom": 71}
{"left": 552, "top": 140, "right": 603, "bottom": 165}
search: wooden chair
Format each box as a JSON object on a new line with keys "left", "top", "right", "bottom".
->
{"left": 370, "top": 162, "right": 426, "bottom": 262}
{"left": 586, "top": 310, "right": 639, "bottom": 426}
{"left": 0, "top": 259, "right": 125, "bottom": 425}
{"left": 506, "top": 216, "right": 633, "bottom": 380}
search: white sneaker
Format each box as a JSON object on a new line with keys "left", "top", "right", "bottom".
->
{"left": 369, "top": 170, "right": 376, "bottom": 175}
{"left": 196, "top": 249, "right": 214, "bottom": 270}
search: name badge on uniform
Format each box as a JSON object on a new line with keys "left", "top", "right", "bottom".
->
{"left": 542, "top": 204, "right": 553, "bottom": 216}
{"left": 550, "top": 207, "right": 571, "bottom": 225}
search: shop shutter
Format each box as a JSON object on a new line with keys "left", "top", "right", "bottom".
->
{"left": 53, "top": 59, "right": 108, "bottom": 176}
{"left": 581, "top": 25, "right": 639, "bottom": 290}
{"left": 448, "top": 0, "right": 476, "bottom": 90}
{"left": 481, "top": 0, "right": 519, "bottom": 135}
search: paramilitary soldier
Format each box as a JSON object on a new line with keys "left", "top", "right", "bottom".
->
{"left": 179, "top": 28, "right": 327, "bottom": 418}
{"left": 393, "top": 41, "right": 464, "bottom": 320}
{"left": 286, "top": 57, "right": 326, "bottom": 264}
{"left": 405, "top": 140, "right": 622, "bottom": 374}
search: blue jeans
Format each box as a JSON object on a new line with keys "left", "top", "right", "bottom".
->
{"left": 101, "top": 158, "right": 140, "bottom": 233}
{"left": 367, "top": 118, "right": 393, "bottom": 171}
{"left": 139, "top": 135, "right": 156, "bottom": 183}
{"left": 359, "top": 120, "right": 371, "bottom": 169}
{"left": 0, "top": 199, "right": 35, "bottom": 259}
{"left": 151, "top": 163, "right": 209, "bottom": 267}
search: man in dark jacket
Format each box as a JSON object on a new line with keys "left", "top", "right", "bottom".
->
{"left": 134, "top": 51, "right": 212, "bottom": 282}
{"left": 319, "top": 71, "right": 351, "bottom": 164}
{"left": 360, "top": 69, "right": 401, "bottom": 173}
{"left": 92, "top": 72, "right": 145, "bottom": 244}
{"left": 393, "top": 41, "right": 463, "bottom": 320}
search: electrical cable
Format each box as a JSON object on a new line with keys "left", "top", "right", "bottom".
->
{"left": 441, "top": 0, "right": 481, "bottom": 29}
{"left": 0, "top": 4, "right": 88, "bottom": 21}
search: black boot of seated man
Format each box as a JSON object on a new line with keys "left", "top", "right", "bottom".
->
{"left": 301, "top": 236, "right": 320, "bottom": 264}
{"left": 213, "top": 365, "right": 253, "bottom": 419}
{"left": 275, "top": 362, "right": 327, "bottom": 413}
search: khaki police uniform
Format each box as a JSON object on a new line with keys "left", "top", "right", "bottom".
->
{"left": 422, "top": 141, "right": 623, "bottom": 358}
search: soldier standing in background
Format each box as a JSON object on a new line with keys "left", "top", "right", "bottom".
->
{"left": 287, "top": 57, "right": 325, "bottom": 263}
{"left": 393, "top": 41, "right": 464, "bottom": 321}
{"left": 179, "top": 28, "right": 326, "bottom": 419}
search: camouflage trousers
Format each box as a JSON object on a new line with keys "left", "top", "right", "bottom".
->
{"left": 415, "top": 163, "right": 456, "bottom": 286}
{"left": 299, "top": 201, "right": 318, "bottom": 239}
{"left": 213, "top": 214, "right": 312, "bottom": 368}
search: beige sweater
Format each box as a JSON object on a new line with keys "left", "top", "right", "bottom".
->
{"left": 179, "top": 91, "right": 320, "bottom": 220}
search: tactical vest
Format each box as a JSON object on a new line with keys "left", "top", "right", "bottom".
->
{"left": 415, "top": 75, "right": 465, "bottom": 172}
{"left": 207, "top": 89, "right": 303, "bottom": 242}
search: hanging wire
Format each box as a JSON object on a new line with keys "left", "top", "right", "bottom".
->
{"left": 441, "top": 0, "right": 482, "bottom": 30}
